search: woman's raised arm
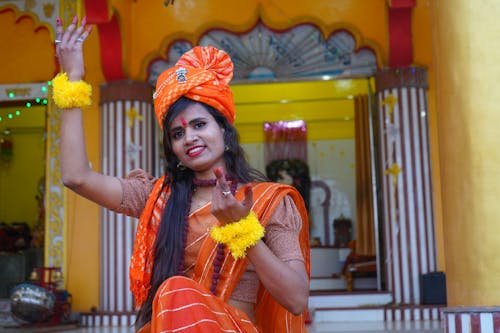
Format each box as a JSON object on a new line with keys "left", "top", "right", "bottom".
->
{"left": 55, "top": 16, "right": 123, "bottom": 209}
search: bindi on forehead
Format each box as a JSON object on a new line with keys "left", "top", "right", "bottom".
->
{"left": 180, "top": 116, "right": 188, "bottom": 128}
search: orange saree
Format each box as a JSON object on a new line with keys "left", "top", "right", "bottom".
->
{"left": 133, "top": 181, "right": 310, "bottom": 333}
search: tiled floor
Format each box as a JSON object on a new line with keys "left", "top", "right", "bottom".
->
{"left": 308, "top": 320, "right": 443, "bottom": 332}
{"left": 1, "top": 320, "right": 444, "bottom": 333}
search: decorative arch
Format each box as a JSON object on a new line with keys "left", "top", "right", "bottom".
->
{"left": 0, "top": 6, "right": 59, "bottom": 81}
{"left": 0, "top": 2, "right": 59, "bottom": 36}
{"left": 146, "top": 21, "right": 380, "bottom": 86}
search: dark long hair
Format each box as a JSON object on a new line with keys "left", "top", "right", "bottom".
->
{"left": 135, "top": 97, "right": 266, "bottom": 329}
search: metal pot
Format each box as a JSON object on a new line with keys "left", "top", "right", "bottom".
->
{"left": 10, "top": 283, "right": 55, "bottom": 323}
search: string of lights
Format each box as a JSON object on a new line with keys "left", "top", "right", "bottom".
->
{"left": 0, "top": 81, "right": 50, "bottom": 124}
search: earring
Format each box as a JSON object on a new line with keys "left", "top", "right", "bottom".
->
{"left": 177, "top": 161, "right": 186, "bottom": 170}
{"left": 225, "top": 145, "right": 230, "bottom": 152}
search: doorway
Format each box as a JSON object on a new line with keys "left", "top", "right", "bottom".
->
{"left": 0, "top": 92, "right": 46, "bottom": 298}
{"left": 231, "top": 78, "right": 382, "bottom": 294}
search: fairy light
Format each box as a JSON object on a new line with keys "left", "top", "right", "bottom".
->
{"left": 0, "top": 100, "right": 44, "bottom": 124}
{"left": 1, "top": 83, "right": 53, "bottom": 126}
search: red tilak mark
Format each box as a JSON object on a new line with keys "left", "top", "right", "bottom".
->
{"left": 180, "top": 117, "right": 188, "bottom": 128}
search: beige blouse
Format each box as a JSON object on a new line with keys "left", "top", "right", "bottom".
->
{"left": 112, "top": 169, "right": 305, "bottom": 304}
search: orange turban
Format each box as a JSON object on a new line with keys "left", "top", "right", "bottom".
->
{"left": 153, "top": 46, "right": 235, "bottom": 128}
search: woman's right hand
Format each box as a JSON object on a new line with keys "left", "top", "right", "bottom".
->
{"left": 55, "top": 16, "right": 92, "bottom": 81}
{"left": 211, "top": 167, "right": 254, "bottom": 225}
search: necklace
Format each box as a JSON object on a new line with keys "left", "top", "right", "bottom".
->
{"left": 179, "top": 176, "right": 237, "bottom": 295}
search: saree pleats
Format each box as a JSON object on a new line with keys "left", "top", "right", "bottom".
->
{"left": 152, "top": 276, "right": 259, "bottom": 333}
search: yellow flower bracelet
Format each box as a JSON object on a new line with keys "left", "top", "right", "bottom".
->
{"left": 52, "top": 72, "right": 92, "bottom": 109}
{"left": 210, "top": 211, "right": 265, "bottom": 259}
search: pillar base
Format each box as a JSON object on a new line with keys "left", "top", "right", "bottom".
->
{"left": 79, "top": 310, "right": 136, "bottom": 327}
{"left": 443, "top": 307, "right": 500, "bottom": 332}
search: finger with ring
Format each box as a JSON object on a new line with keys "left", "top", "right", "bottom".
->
{"left": 76, "top": 37, "right": 84, "bottom": 42}
{"left": 222, "top": 190, "right": 231, "bottom": 197}
{"left": 55, "top": 39, "right": 62, "bottom": 44}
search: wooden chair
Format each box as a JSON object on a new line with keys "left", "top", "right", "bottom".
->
{"left": 341, "top": 240, "right": 376, "bottom": 291}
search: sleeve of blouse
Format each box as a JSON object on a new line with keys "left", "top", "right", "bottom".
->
{"left": 264, "top": 195, "right": 305, "bottom": 263}
{"left": 110, "top": 169, "right": 157, "bottom": 218}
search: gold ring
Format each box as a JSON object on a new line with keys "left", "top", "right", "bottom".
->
{"left": 222, "top": 190, "right": 231, "bottom": 197}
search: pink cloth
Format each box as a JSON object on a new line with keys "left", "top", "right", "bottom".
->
{"left": 113, "top": 169, "right": 304, "bottom": 303}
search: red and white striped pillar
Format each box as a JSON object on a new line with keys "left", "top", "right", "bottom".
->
{"left": 375, "top": 67, "right": 437, "bottom": 305}
{"left": 98, "top": 81, "right": 155, "bottom": 316}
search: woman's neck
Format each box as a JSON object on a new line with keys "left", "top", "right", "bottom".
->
{"left": 193, "top": 169, "right": 217, "bottom": 181}
{"left": 190, "top": 177, "right": 216, "bottom": 213}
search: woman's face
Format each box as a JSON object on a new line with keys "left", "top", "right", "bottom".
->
{"left": 169, "top": 103, "right": 226, "bottom": 178}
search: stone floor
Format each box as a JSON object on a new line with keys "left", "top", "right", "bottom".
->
{"left": 1, "top": 295, "right": 445, "bottom": 333}
{"left": 0, "top": 320, "right": 444, "bottom": 333}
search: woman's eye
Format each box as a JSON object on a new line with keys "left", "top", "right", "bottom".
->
{"left": 194, "top": 121, "right": 206, "bottom": 129}
{"left": 171, "top": 130, "right": 184, "bottom": 140}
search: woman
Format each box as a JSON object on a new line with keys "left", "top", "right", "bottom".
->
{"left": 54, "top": 16, "right": 310, "bottom": 332}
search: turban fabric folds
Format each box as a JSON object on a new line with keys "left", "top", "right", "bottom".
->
{"left": 153, "top": 46, "right": 235, "bottom": 128}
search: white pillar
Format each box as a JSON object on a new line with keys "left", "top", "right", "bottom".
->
{"left": 99, "top": 81, "right": 155, "bottom": 312}
{"left": 376, "top": 67, "right": 436, "bottom": 305}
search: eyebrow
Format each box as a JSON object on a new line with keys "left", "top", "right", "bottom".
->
{"left": 169, "top": 117, "right": 209, "bottom": 133}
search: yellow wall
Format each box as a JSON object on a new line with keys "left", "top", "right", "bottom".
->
{"left": 0, "top": 6, "right": 103, "bottom": 311}
{"left": 123, "top": 0, "right": 388, "bottom": 80}
{"left": 0, "top": 105, "right": 45, "bottom": 227}
{"left": 0, "top": 0, "right": 439, "bottom": 311}
{"left": 0, "top": 7, "right": 56, "bottom": 81}
{"left": 413, "top": 0, "right": 445, "bottom": 275}
{"left": 431, "top": 0, "right": 500, "bottom": 306}
{"left": 233, "top": 79, "right": 372, "bottom": 143}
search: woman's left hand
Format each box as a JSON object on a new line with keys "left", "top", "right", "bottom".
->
{"left": 55, "top": 15, "right": 92, "bottom": 81}
{"left": 211, "top": 167, "right": 253, "bottom": 224}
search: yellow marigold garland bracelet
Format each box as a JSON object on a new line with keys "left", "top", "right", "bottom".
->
{"left": 52, "top": 72, "right": 92, "bottom": 109}
{"left": 210, "top": 211, "right": 265, "bottom": 259}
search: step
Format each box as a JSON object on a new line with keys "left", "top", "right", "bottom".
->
{"left": 308, "top": 291, "right": 392, "bottom": 323}
{"left": 310, "top": 306, "right": 444, "bottom": 323}
{"left": 79, "top": 311, "right": 137, "bottom": 327}
{"left": 308, "top": 290, "right": 444, "bottom": 324}
{"left": 312, "top": 306, "right": 386, "bottom": 322}
{"left": 309, "top": 291, "right": 392, "bottom": 308}
{"left": 310, "top": 247, "right": 351, "bottom": 277}
{"left": 310, "top": 277, "right": 347, "bottom": 290}
{"left": 308, "top": 320, "right": 444, "bottom": 332}
{"left": 310, "top": 277, "right": 377, "bottom": 291}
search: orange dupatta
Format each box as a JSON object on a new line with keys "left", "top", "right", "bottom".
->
{"left": 131, "top": 181, "right": 310, "bottom": 332}
{"left": 192, "top": 182, "right": 310, "bottom": 332}
{"left": 129, "top": 176, "right": 168, "bottom": 308}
